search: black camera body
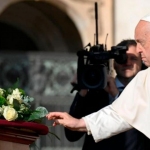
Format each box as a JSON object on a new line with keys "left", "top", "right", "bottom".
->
{"left": 77, "top": 44, "right": 128, "bottom": 89}
{"left": 70, "top": 2, "right": 128, "bottom": 93}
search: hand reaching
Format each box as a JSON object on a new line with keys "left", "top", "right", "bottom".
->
{"left": 46, "top": 112, "right": 87, "bottom": 132}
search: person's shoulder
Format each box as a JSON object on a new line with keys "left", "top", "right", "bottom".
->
{"left": 137, "top": 67, "right": 149, "bottom": 76}
{"left": 134, "top": 67, "right": 150, "bottom": 84}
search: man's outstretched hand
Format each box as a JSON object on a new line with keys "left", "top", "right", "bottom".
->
{"left": 46, "top": 112, "right": 87, "bottom": 132}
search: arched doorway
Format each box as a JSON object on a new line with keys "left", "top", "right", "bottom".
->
{"left": 0, "top": 0, "right": 114, "bottom": 149}
{"left": 0, "top": 22, "right": 38, "bottom": 51}
{"left": 0, "top": 1, "right": 83, "bottom": 149}
{"left": 0, "top": 1, "right": 83, "bottom": 52}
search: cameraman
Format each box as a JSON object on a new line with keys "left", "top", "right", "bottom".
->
{"left": 64, "top": 39, "right": 150, "bottom": 150}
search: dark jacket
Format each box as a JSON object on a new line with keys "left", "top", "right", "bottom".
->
{"left": 65, "top": 89, "right": 150, "bottom": 150}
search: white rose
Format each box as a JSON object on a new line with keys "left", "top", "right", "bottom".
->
{"left": 12, "top": 94, "right": 22, "bottom": 104}
{"left": 3, "top": 106, "right": 18, "bottom": 121}
{"left": 7, "top": 93, "right": 22, "bottom": 104}
{"left": 0, "top": 88, "right": 4, "bottom": 96}
{"left": 7, "top": 95, "right": 14, "bottom": 104}
{"left": 12, "top": 88, "right": 21, "bottom": 96}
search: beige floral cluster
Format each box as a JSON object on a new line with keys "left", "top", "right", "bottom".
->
{"left": 0, "top": 88, "right": 25, "bottom": 121}
{"left": 0, "top": 87, "right": 48, "bottom": 123}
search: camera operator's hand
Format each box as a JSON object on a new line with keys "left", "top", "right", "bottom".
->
{"left": 104, "top": 75, "right": 119, "bottom": 98}
{"left": 79, "top": 90, "right": 88, "bottom": 97}
{"left": 71, "top": 74, "right": 78, "bottom": 85}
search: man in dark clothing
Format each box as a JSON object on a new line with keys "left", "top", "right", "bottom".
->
{"left": 64, "top": 39, "right": 150, "bottom": 150}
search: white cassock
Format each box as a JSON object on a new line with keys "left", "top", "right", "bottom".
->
{"left": 83, "top": 67, "right": 150, "bottom": 143}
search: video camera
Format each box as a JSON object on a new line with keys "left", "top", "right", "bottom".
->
{"left": 71, "top": 2, "right": 128, "bottom": 93}
{"left": 77, "top": 44, "right": 127, "bottom": 90}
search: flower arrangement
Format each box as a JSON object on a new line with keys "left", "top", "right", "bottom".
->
{"left": 0, "top": 81, "right": 60, "bottom": 146}
{"left": 0, "top": 87, "right": 48, "bottom": 122}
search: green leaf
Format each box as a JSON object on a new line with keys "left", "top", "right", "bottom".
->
{"left": 17, "top": 114, "right": 24, "bottom": 120}
{"left": 7, "top": 88, "right": 13, "bottom": 95}
{"left": 0, "top": 96, "right": 6, "bottom": 107}
{"left": 27, "top": 107, "right": 48, "bottom": 121}
{"left": 13, "top": 78, "right": 20, "bottom": 89}
{"left": 13, "top": 99, "right": 20, "bottom": 111}
{"left": 35, "top": 107, "right": 49, "bottom": 118}
{"left": 23, "top": 96, "right": 34, "bottom": 103}
{"left": 19, "top": 89, "right": 25, "bottom": 96}
{"left": 22, "top": 116, "right": 30, "bottom": 121}
{"left": 27, "top": 111, "right": 42, "bottom": 121}
{"left": 23, "top": 109, "right": 33, "bottom": 115}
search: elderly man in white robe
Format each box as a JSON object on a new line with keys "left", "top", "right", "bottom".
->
{"left": 46, "top": 14, "right": 150, "bottom": 142}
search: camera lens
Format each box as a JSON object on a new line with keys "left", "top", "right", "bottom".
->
{"left": 82, "top": 65, "right": 106, "bottom": 89}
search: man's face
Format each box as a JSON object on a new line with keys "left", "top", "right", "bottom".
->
{"left": 135, "top": 20, "right": 150, "bottom": 67}
{"left": 114, "top": 45, "right": 142, "bottom": 78}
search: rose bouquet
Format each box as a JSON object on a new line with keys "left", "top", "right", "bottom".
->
{"left": 0, "top": 83, "right": 60, "bottom": 149}
{"left": 0, "top": 87, "right": 48, "bottom": 122}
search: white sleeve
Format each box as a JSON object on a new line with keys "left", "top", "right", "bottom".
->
{"left": 82, "top": 105, "right": 132, "bottom": 143}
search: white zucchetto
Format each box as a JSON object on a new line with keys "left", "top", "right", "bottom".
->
{"left": 141, "top": 14, "right": 150, "bottom": 22}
